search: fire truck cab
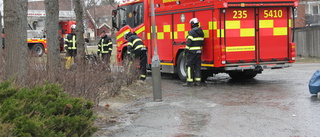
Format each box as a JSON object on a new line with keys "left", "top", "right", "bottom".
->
{"left": 113, "top": 0, "right": 298, "bottom": 81}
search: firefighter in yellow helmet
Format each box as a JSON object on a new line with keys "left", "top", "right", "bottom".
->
{"left": 183, "top": 18, "right": 205, "bottom": 86}
{"left": 64, "top": 24, "right": 77, "bottom": 69}
{"left": 124, "top": 31, "right": 147, "bottom": 80}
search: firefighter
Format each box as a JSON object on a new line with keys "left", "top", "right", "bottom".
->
{"left": 183, "top": 18, "right": 205, "bottom": 86}
{"left": 124, "top": 31, "right": 147, "bottom": 80}
{"left": 97, "top": 30, "right": 113, "bottom": 65}
{"left": 64, "top": 24, "right": 77, "bottom": 69}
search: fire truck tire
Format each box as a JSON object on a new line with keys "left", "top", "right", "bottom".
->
{"left": 31, "top": 44, "right": 44, "bottom": 57}
{"left": 176, "top": 52, "right": 187, "bottom": 82}
{"left": 228, "top": 71, "right": 257, "bottom": 79}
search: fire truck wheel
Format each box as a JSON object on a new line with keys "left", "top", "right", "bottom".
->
{"left": 31, "top": 44, "right": 44, "bottom": 57}
{"left": 228, "top": 71, "right": 257, "bottom": 79}
{"left": 177, "top": 52, "right": 187, "bottom": 82}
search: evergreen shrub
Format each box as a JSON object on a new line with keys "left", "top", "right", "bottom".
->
{"left": 0, "top": 81, "right": 97, "bottom": 136}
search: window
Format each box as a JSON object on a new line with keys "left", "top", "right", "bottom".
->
{"left": 117, "top": 3, "right": 144, "bottom": 29}
{"left": 313, "top": 5, "right": 319, "bottom": 15}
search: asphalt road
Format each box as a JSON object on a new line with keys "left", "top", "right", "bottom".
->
{"left": 106, "top": 63, "right": 320, "bottom": 137}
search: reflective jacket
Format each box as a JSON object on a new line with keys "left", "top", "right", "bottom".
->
{"left": 186, "top": 27, "right": 204, "bottom": 54}
{"left": 126, "top": 34, "right": 146, "bottom": 55}
{"left": 98, "top": 35, "right": 112, "bottom": 54}
{"left": 64, "top": 33, "right": 77, "bottom": 50}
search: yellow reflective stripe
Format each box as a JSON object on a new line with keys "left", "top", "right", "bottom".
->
{"left": 140, "top": 75, "right": 146, "bottom": 78}
{"left": 128, "top": 42, "right": 133, "bottom": 46}
{"left": 133, "top": 39, "right": 142, "bottom": 45}
{"left": 164, "top": 25, "right": 171, "bottom": 32}
{"left": 185, "top": 46, "right": 190, "bottom": 49}
{"left": 71, "top": 35, "right": 76, "bottom": 49}
{"left": 107, "top": 42, "right": 113, "bottom": 45}
{"left": 273, "top": 27, "right": 287, "bottom": 36}
{"left": 195, "top": 78, "right": 201, "bottom": 82}
{"left": 157, "top": 32, "right": 164, "bottom": 39}
{"left": 117, "top": 29, "right": 130, "bottom": 40}
{"left": 177, "top": 24, "right": 185, "bottom": 32}
{"left": 108, "top": 48, "right": 112, "bottom": 50}
{"left": 226, "top": 46, "right": 255, "bottom": 52}
{"left": 240, "top": 28, "right": 255, "bottom": 37}
{"left": 187, "top": 36, "right": 204, "bottom": 41}
{"left": 259, "top": 20, "right": 274, "bottom": 28}
{"left": 187, "top": 67, "right": 193, "bottom": 82}
{"left": 189, "top": 47, "right": 202, "bottom": 50}
{"left": 136, "top": 26, "right": 145, "bottom": 34}
{"left": 226, "top": 20, "right": 240, "bottom": 29}
{"left": 134, "top": 45, "right": 145, "bottom": 50}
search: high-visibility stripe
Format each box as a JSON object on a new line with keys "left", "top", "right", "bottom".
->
{"left": 226, "top": 46, "right": 255, "bottom": 52}
{"left": 187, "top": 67, "right": 193, "bottom": 82}
{"left": 189, "top": 47, "right": 202, "bottom": 50}
{"left": 289, "top": 19, "right": 292, "bottom": 28}
{"left": 273, "top": 27, "right": 287, "bottom": 36}
{"left": 217, "top": 29, "right": 225, "bottom": 38}
{"left": 133, "top": 39, "right": 142, "bottom": 45}
{"left": 164, "top": 25, "right": 171, "bottom": 32}
{"left": 259, "top": 20, "right": 274, "bottom": 28}
{"left": 203, "top": 30, "right": 209, "bottom": 38}
{"left": 136, "top": 26, "right": 145, "bottom": 34}
{"left": 209, "top": 21, "right": 213, "bottom": 30}
{"left": 177, "top": 24, "right": 185, "bottom": 32}
{"left": 226, "top": 20, "right": 240, "bottom": 29}
{"left": 150, "top": 26, "right": 158, "bottom": 33}
{"left": 157, "top": 32, "right": 164, "bottom": 39}
{"left": 160, "top": 63, "right": 173, "bottom": 66}
{"left": 117, "top": 29, "right": 130, "bottom": 40}
{"left": 135, "top": 45, "right": 145, "bottom": 50}
{"left": 187, "top": 36, "right": 204, "bottom": 41}
{"left": 195, "top": 78, "right": 201, "bottom": 82}
{"left": 140, "top": 75, "right": 146, "bottom": 78}
{"left": 201, "top": 64, "right": 214, "bottom": 67}
{"left": 240, "top": 28, "right": 255, "bottom": 37}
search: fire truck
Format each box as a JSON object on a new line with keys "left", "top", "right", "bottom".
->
{"left": 27, "top": 10, "right": 76, "bottom": 57}
{"left": 112, "top": 0, "right": 298, "bottom": 81}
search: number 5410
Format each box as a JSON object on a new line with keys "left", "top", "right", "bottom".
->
{"left": 264, "top": 10, "right": 283, "bottom": 18}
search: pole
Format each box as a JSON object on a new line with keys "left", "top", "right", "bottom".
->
{"left": 150, "top": 0, "right": 162, "bottom": 102}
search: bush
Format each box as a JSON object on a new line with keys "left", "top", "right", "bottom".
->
{"left": 0, "top": 81, "right": 97, "bottom": 136}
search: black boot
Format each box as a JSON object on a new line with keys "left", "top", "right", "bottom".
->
{"left": 183, "top": 82, "right": 193, "bottom": 87}
{"left": 194, "top": 82, "right": 201, "bottom": 86}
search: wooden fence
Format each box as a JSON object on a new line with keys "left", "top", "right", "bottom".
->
{"left": 294, "top": 26, "right": 320, "bottom": 57}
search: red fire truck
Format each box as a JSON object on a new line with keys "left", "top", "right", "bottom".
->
{"left": 26, "top": 20, "right": 76, "bottom": 57}
{"left": 113, "top": 0, "right": 298, "bottom": 81}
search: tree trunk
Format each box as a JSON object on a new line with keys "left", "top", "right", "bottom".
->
{"left": 45, "top": 0, "right": 60, "bottom": 82}
{"left": 0, "top": 12, "right": 3, "bottom": 54}
{"left": 4, "top": 0, "right": 28, "bottom": 85}
{"left": 73, "top": 0, "right": 86, "bottom": 65}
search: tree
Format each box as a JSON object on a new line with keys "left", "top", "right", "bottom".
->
{"left": 3, "top": 0, "right": 28, "bottom": 85}
{"left": 45, "top": 0, "right": 60, "bottom": 81}
{"left": 73, "top": 0, "right": 86, "bottom": 65}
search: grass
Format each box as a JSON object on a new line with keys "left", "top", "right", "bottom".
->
{"left": 295, "top": 56, "right": 320, "bottom": 63}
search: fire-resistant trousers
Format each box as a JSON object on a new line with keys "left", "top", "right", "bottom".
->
{"left": 134, "top": 50, "right": 147, "bottom": 80}
{"left": 186, "top": 52, "right": 201, "bottom": 83}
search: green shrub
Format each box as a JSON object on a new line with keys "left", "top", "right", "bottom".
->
{"left": 0, "top": 82, "right": 97, "bottom": 137}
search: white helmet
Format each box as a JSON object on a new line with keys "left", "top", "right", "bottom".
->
{"left": 70, "top": 24, "right": 76, "bottom": 29}
{"left": 189, "top": 18, "right": 199, "bottom": 24}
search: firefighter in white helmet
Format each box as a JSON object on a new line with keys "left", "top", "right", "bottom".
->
{"left": 64, "top": 24, "right": 77, "bottom": 69}
{"left": 183, "top": 18, "right": 205, "bottom": 86}
{"left": 124, "top": 31, "right": 147, "bottom": 80}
